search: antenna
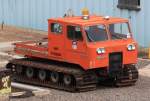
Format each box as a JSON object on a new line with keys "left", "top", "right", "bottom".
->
{"left": 64, "top": 9, "right": 74, "bottom": 17}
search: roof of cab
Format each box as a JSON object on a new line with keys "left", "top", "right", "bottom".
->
{"left": 48, "top": 15, "right": 128, "bottom": 26}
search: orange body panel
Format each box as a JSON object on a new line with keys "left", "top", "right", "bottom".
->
{"left": 14, "top": 15, "right": 138, "bottom": 70}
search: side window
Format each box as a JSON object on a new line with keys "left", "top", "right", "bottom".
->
{"left": 109, "top": 23, "right": 130, "bottom": 40}
{"left": 67, "top": 26, "right": 83, "bottom": 41}
{"left": 51, "top": 23, "right": 62, "bottom": 34}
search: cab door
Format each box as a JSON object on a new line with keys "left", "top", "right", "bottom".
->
{"left": 65, "top": 25, "right": 88, "bottom": 64}
{"left": 48, "top": 22, "right": 65, "bottom": 59}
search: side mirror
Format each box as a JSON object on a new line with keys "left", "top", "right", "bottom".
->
{"left": 127, "top": 33, "right": 131, "bottom": 38}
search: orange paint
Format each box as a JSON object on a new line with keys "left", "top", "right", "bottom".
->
{"left": 14, "top": 15, "right": 138, "bottom": 70}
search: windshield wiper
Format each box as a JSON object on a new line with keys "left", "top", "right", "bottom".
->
{"left": 112, "top": 34, "right": 123, "bottom": 39}
{"left": 86, "top": 32, "right": 95, "bottom": 42}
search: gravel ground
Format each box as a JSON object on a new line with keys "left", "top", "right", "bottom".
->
{"left": 137, "top": 59, "right": 150, "bottom": 69}
{"left": 9, "top": 74, "right": 150, "bottom": 101}
{"left": 0, "top": 27, "right": 47, "bottom": 42}
{"left": 1, "top": 27, "right": 150, "bottom": 101}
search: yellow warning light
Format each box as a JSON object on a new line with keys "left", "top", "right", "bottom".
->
{"left": 81, "top": 8, "right": 89, "bottom": 20}
{"left": 82, "top": 8, "right": 89, "bottom": 15}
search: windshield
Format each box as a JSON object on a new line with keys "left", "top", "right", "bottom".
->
{"left": 85, "top": 25, "right": 108, "bottom": 42}
{"left": 109, "top": 23, "right": 131, "bottom": 40}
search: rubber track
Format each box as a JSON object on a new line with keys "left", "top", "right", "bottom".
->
{"left": 98, "top": 65, "right": 138, "bottom": 87}
{"left": 115, "top": 65, "right": 139, "bottom": 87}
{"left": 7, "top": 58, "right": 97, "bottom": 92}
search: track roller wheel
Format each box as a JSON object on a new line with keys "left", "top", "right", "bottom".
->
{"left": 26, "top": 67, "right": 34, "bottom": 78}
{"left": 38, "top": 69, "right": 46, "bottom": 81}
{"left": 63, "top": 74, "right": 72, "bottom": 86}
{"left": 50, "top": 71, "right": 59, "bottom": 83}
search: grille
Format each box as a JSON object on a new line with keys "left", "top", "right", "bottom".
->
{"left": 109, "top": 52, "right": 123, "bottom": 73}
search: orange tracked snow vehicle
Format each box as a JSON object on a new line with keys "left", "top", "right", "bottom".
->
{"left": 6, "top": 10, "right": 138, "bottom": 92}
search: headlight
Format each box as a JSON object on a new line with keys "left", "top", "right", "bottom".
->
{"left": 127, "top": 44, "right": 136, "bottom": 51}
{"left": 97, "top": 48, "right": 105, "bottom": 54}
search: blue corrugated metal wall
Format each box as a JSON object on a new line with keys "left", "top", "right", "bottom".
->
{"left": 0, "top": 0, "right": 149, "bottom": 47}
